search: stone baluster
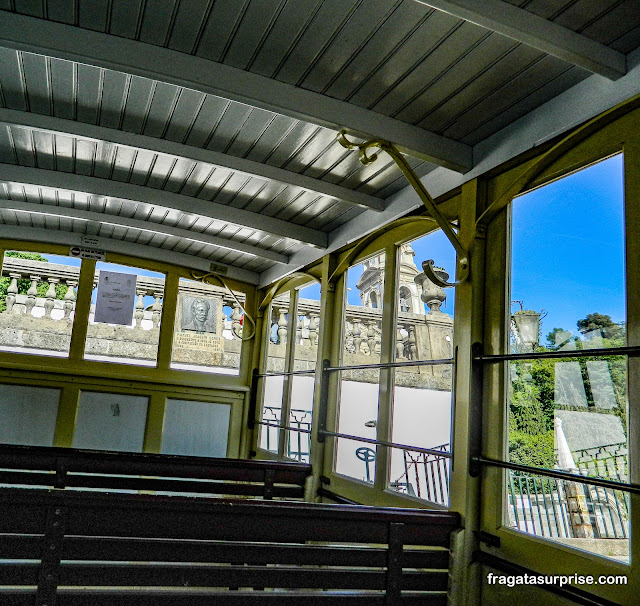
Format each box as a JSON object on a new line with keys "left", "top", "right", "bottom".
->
{"left": 63, "top": 280, "right": 77, "bottom": 320}
{"left": 308, "top": 312, "right": 319, "bottom": 347}
{"left": 43, "top": 278, "right": 59, "bottom": 318}
{"left": 277, "top": 307, "right": 288, "bottom": 344}
{"left": 231, "top": 305, "right": 243, "bottom": 338}
{"left": 151, "top": 292, "right": 163, "bottom": 328}
{"left": 6, "top": 273, "right": 21, "bottom": 313}
{"left": 396, "top": 325, "right": 405, "bottom": 359}
{"left": 408, "top": 325, "right": 418, "bottom": 360}
{"left": 352, "top": 319, "right": 362, "bottom": 354}
{"left": 367, "top": 321, "right": 377, "bottom": 357}
{"left": 296, "top": 315, "right": 303, "bottom": 345}
{"left": 300, "top": 313, "right": 311, "bottom": 346}
{"left": 134, "top": 289, "right": 145, "bottom": 328}
{"left": 24, "top": 275, "right": 41, "bottom": 317}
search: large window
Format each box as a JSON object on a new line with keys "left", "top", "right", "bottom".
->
{"left": 170, "top": 278, "right": 246, "bottom": 375}
{"left": 258, "top": 280, "right": 320, "bottom": 462}
{"left": 0, "top": 251, "right": 79, "bottom": 357}
{"left": 332, "top": 230, "right": 455, "bottom": 505}
{"left": 507, "top": 154, "right": 629, "bottom": 561}
{"left": 336, "top": 252, "right": 385, "bottom": 482}
{"left": 85, "top": 262, "right": 165, "bottom": 366}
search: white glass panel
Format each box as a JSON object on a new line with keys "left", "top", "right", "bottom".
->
{"left": 73, "top": 391, "right": 148, "bottom": 452}
{"left": 162, "top": 399, "right": 230, "bottom": 458}
{"left": 0, "top": 384, "right": 59, "bottom": 446}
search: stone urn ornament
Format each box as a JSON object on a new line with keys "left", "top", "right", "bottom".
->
{"left": 414, "top": 265, "right": 450, "bottom": 313}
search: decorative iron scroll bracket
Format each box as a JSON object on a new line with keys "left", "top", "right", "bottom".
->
{"left": 337, "top": 130, "right": 469, "bottom": 287}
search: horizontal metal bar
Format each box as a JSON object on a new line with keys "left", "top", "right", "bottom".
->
{"left": 473, "top": 456, "right": 640, "bottom": 495}
{"left": 256, "top": 369, "right": 317, "bottom": 378}
{"left": 319, "top": 430, "right": 452, "bottom": 459}
{"left": 475, "top": 345, "right": 640, "bottom": 362}
{"left": 255, "top": 421, "right": 312, "bottom": 435}
{"left": 325, "top": 358, "right": 454, "bottom": 372}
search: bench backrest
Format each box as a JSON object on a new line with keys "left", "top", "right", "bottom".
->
{"left": 0, "top": 487, "right": 460, "bottom": 606}
{"left": 0, "top": 442, "right": 311, "bottom": 500}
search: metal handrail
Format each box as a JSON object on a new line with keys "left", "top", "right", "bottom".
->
{"left": 472, "top": 456, "right": 640, "bottom": 496}
{"left": 255, "top": 420, "right": 312, "bottom": 434}
{"left": 474, "top": 345, "right": 640, "bottom": 362}
{"left": 325, "top": 357, "right": 453, "bottom": 372}
{"left": 256, "top": 368, "right": 317, "bottom": 378}
{"left": 319, "top": 430, "right": 453, "bottom": 459}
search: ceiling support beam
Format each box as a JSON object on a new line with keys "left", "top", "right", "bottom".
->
{"left": 0, "top": 199, "right": 289, "bottom": 264}
{"left": 0, "top": 12, "right": 472, "bottom": 171}
{"left": 415, "top": 0, "right": 627, "bottom": 80}
{"left": 0, "top": 225, "right": 259, "bottom": 284}
{"left": 0, "top": 165, "right": 328, "bottom": 248}
{"left": 0, "top": 109, "right": 385, "bottom": 212}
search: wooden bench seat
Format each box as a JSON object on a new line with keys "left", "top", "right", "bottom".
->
{"left": 0, "top": 487, "right": 460, "bottom": 605}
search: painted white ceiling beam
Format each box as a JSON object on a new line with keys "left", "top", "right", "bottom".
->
{"left": 0, "top": 109, "right": 385, "bottom": 213}
{"left": 0, "top": 225, "right": 259, "bottom": 284}
{"left": 0, "top": 12, "right": 472, "bottom": 172}
{"left": 0, "top": 199, "right": 289, "bottom": 265}
{"left": 0, "top": 165, "right": 328, "bottom": 248}
{"left": 415, "top": 0, "right": 627, "bottom": 80}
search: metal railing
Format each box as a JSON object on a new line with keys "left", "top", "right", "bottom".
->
{"left": 506, "top": 470, "right": 628, "bottom": 540}
{"left": 260, "top": 406, "right": 312, "bottom": 462}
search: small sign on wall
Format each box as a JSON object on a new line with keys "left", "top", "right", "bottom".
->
{"left": 69, "top": 246, "right": 106, "bottom": 261}
{"left": 94, "top": 271, "right": 136, "bottom": 326}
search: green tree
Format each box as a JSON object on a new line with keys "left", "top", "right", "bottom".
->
{"left": 577, "top": 312, "right": 622, "bottom": 339}
{"left": 0, "top": 252, "right": 67, "bottom": 313}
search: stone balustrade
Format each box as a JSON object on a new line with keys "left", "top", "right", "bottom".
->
{"left": 1, "top": 258, "right": 451, "bottom": 388}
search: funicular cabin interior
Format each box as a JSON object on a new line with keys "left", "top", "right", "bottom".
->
{"left": 0, "top": 1, "right": 639, "bottom": 605}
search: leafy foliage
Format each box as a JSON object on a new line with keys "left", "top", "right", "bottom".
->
{"left": 509, "top": 311, "right": 627, "bottom": 473}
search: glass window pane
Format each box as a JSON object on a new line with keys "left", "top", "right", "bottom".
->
{"left": 170, "top": 278, "right": 245, "bottom": 375}
{"left": 336, "top": 370, "right": 380, "bottom": 483}
{"left": 336, "top": 253, "right": 385, "bottom": 482}
{"left": 287, "top": 282, "right": 320, "bottom": 462}
{"left": 389, "top": 233, "right": 454, "bottom": 503}
{"left": 259, "top": 293, "right": 291, "bottom": 452}
{"left": 508, "top": 154, "right": 628, "bottom": 561}
{"left": 162, "top": 399, "right": 230, "bottom": 458}
{"left": 343, "top": 252, "right": 385, "bottom": 363}
{"left": 0, "top": 383, "right": 60, "bottom": 446}
{"left": 0, "top": 251, "right": 80, "bottom": 357}
{"left": 84, "top": 262, "right": 165, "bottom": 366}
{"left": 73, "top": 391, "right": 148, "bottom": 453}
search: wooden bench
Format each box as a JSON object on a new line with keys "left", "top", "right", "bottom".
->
{"left": 0, "top": 486, "right": 460, "bottom": 605}
{"left": 0, "top": 443, "right": 311, "bottom": 500}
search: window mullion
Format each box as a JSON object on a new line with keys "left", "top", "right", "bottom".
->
{"left": 374, "top": 242, "right": 399, "bottom": 491}
{"left": 156, "top": 271, "right": 178, "bottom": 370}
{"left": 67, "top": 259, "right": 95, "bottom": 362}
{"left": 278, "top": 289, "right": 298, "bottom": 458}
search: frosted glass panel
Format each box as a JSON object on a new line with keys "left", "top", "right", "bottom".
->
{"left": 73, "top": 392, "right": 148, "bottom": 452}
{"left": 0, "top": 384, "right": 59, "bottom": 446}
{"left": 162, "top": 399, "right": 230, "bottom": 458}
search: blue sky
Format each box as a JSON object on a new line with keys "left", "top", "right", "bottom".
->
{"left": 511, "top": 154, "right": 625, "bottom": 339}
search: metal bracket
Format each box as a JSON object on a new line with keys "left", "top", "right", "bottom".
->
{"left": 337, "top": 130, "right": 470, "bottom": 287}
{"left": 477, "top": 531, "right": 501, "bottom": 549}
